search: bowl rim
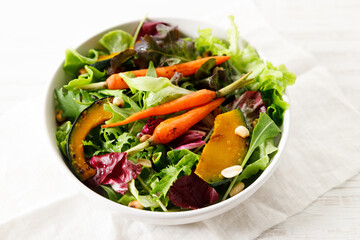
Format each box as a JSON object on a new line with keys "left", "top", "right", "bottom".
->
{"left": 44, "top": 17, "right": 290, "bottom": 224}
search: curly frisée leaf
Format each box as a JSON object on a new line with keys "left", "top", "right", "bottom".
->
{"left": 54, "top": 88, "right": 90, "bottom": 121}
{"left": 169, "top": 172, "right": 218, "bottom": 209}
{"left": 150, "top": 149, "right": 199, "bottom": 198}
{"left": 194, "top": 16, "right": 296, "bottom": 126}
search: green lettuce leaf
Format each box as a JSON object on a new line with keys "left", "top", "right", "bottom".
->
{"left": 236, "top": 139, "right": 278, "bottom": 183}
{"left": 194, "top": 58, "right": 217, "bottom": 80}
{"left": 150, "top": 166, "right": 182, "bottom": 198}
{"left": 103, "top": 91, "right": 142, "bottom": 125}
{"left": 261, "top": 89, "right": 289, "bottom": 127}
{"left": 56, "top": 121, "right": 72, "bottom": 156}
{"left": 150, "top": 149, "right": 199, "bottom": 198}
{"left": 54, "top": 88, "right": 92, "bottom": 121}
{"left": 146, "top": 85, "right": 191, "bottom": 107}
{"left": 63, "top": 48, "right": 99, "bottom": 76}
{"left": 194, "top": 28, "right": 229, "bottom": 57}
{"left": 224, "top": 117, "right": 280, "bottom": 200}
{"left": 97, "top": 89, "right": 126, "bottom": 97}
{"left": 146, "top": 61, "right": 157, "bottom": 78}
{"left": 100, "top": 185, "right": 122, "bottom": 202}
{"left": 241, "top": 113, "right": 281, "bottom": 167}
{"left": 64, "top": 65, "right": 107, "bottom": 90}
{"left": 99, "top": 30, "right": 133, "bottom": 54}
{"left": 151, "top": 145, "right": 169, "bottom": 171}
{"left": 120, "top": 73, "right": 171, "bottom": 92}
{"left": 128, "top": 180, "right": 160, "bottom": 208}
{"left": 118, "top": 192, "right": 136, "bottom": 205}
{"left": 194, "top": 16, "right": 296, "bottom": 125}
{"left": 96, "top": 132, "right": 140, "bottom": 155}
{"left": 112, "top": 132, "right": 139, "bottom": 152}
{"left": 120, "top": 70, "right": 191, "bottom": 107}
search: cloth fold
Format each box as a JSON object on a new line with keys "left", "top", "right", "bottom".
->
{"left": 1, "top": 0, "right": 359, "bottom": 239}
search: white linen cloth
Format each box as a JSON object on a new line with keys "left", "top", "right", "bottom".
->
{"left": 0, "top": 0, "right": 359, "bottom": 239}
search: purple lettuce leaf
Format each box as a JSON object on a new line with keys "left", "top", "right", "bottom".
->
{"left": 228, "top": 91, "right": 267, "bottom": 128}
{"left": 137, "top": 117, "right": 163, "bottom": 138}
{"left": 137, "top": 22, "right": 167, "bottom": 40}
{"left": 134, "top": 24, "right": 197, "bottom": 69}
{"left": 170, "top": 130, "right": 206, "bottom": 150}
{"left": 88, "top": 152, "right": 142, "bottom": 194}
{"left": 169, "top": 172, "right": 219, "bottom": 209}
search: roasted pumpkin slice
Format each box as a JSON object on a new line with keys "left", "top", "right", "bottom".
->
{"left": 66, "top": 97, "right": 113, "bottom": 181}
{"left": 195, "top": 109, "right": 249, "bottom": 184}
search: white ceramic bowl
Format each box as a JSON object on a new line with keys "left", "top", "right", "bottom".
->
{"left": 44, "top": 18, "right": 290, "bottom": 225}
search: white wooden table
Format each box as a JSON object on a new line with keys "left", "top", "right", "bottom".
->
{"left": 254, "top": 0, "right": 360, "bottom": 239}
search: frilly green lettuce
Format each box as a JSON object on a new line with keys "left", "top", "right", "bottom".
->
{"left": 120, "top": 62, "right": 191, "bottom": 107}
{"left": 56, "top": 121, "right": 72, "bottom": 156}
{"left": 64, "top": 65, "right": 107, "bottom": 90}
{"left": 150, "top": 149, "right": 200, "bottom": 199}
{"left": 63, "top": 48, "right": 99, "bottom": 76}
{"left": 54, "top": 88, "right": 91, "bottom": 121}
{"left": 194, "top": 16, "right": 296, "bottom": 125}
{"left": 121, "top": 73, "right": 172, "bottom": 92}
{"left": 99, "top": 30, "right": 133, "bottom": 54}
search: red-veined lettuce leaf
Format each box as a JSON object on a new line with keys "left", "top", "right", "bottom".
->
{"left": 137, "top": 22, "right": 167, "bottom": 40}
{"left": 170, "top": 130, "right": 206, "bottom": 150}
{"left": 137, "top": 117, "right": 164, "bottom": 138}
{"left": 88, "top": 152, "right": 142, "bottom": 194}
{"left": 228, "top": 91, "right": 266, "bottom": 128}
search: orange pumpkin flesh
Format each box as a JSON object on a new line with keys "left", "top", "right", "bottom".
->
{"left": 67, "top": 97, "right": 113, "bottom": 181}
{"left": 195, "top": 109, "right": 249, "bottom": 184}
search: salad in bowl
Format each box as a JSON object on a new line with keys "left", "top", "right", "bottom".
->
{"left": 53, "top": 16, "right": 295, "bottom": 215}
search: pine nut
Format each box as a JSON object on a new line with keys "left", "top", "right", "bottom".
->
{"left": 137, "top": 159, "right": 152, "bottom": 168}
{"left": 251, "top": 119, "right": 258, "bottom": 128}
{"left": 113, "top": 97, "right": 125, "bottom": 108}
{"left": 128, "top": 200, "right": 144, "bottom": 209}
{"left": 230, "top": 182, "right": 245, "bottom": 197}
{"left": 140, "top": 134, "right": 151, "bottom": 143}
{"left": 235, "top": 125, "right": 249, "bottom": 138}
{"left": 56, "top": 110, "right": 65, "bottom": 122}
{"left": 221, "top": 165, "right": 243, "bottom": 178}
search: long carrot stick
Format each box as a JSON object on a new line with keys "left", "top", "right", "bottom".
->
{"left": 101, "top": 71, "right": 252, "bottom": 128}
{"left": 133, "top": 55, "right": 230, "bottom": 79}
{"left": 79, "top": 56, "right": 230, "bottom": 90}
{"left": 125, "top": 98, "right": 225, "bottom": 156}
{"left": 102, "top": 89, "right": 216, "bottom": 128}
{"left": 150, "top": 98, "right": 225, "bottom": 144}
